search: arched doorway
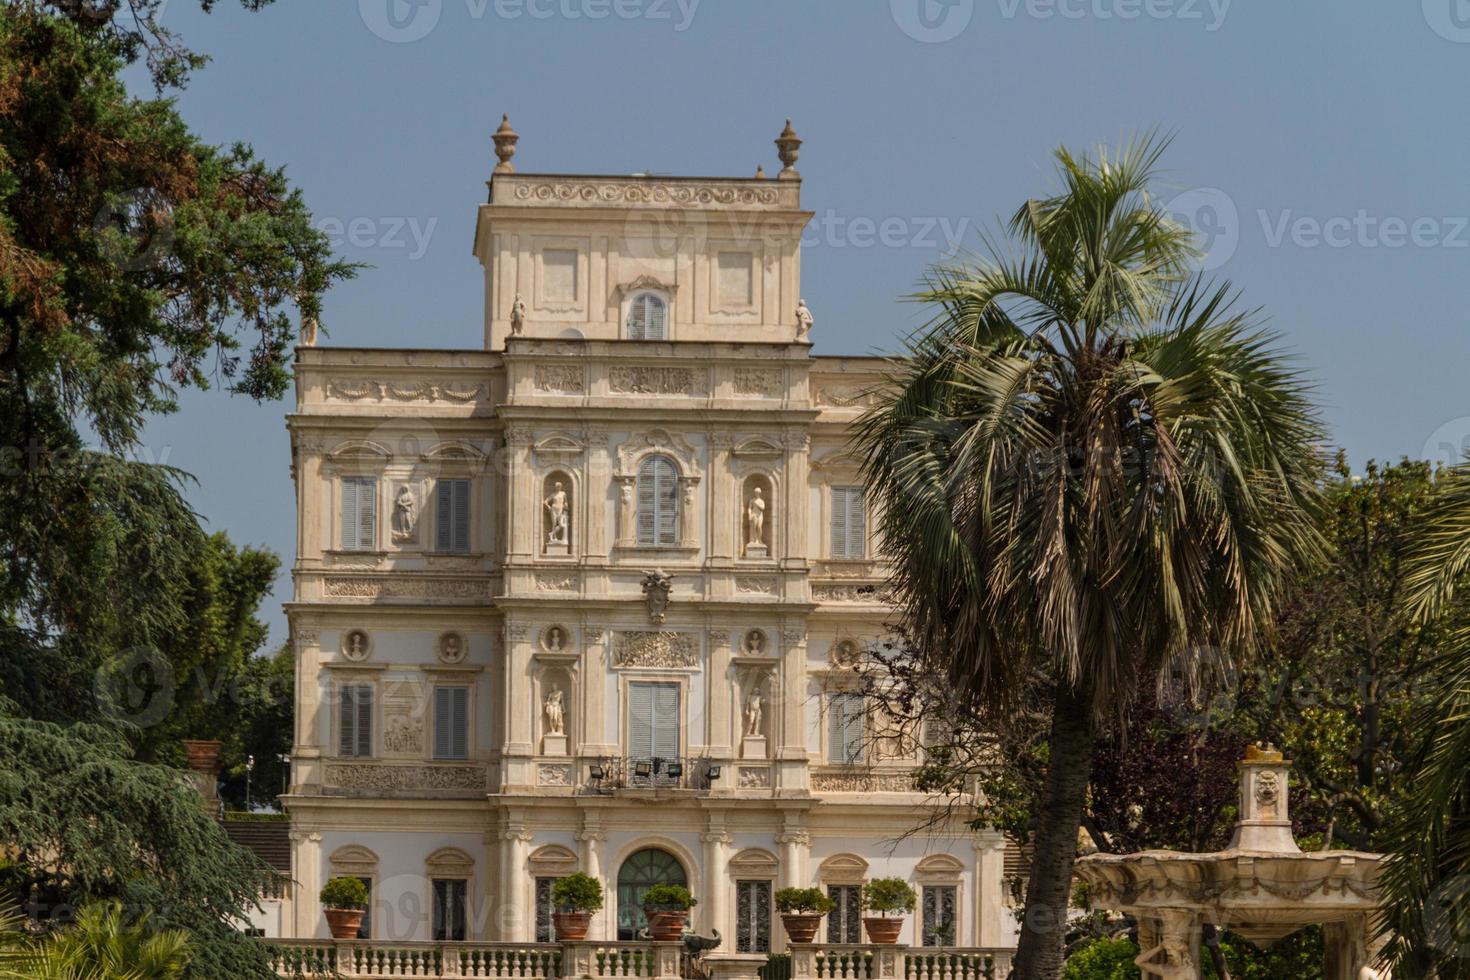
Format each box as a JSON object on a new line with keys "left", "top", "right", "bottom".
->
{"left": 616, "top": 848, "right": 687, "bottom": 939}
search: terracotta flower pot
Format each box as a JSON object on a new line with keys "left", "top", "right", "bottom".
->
{"left": 863, "top": 916, "right": 904, "bottom": 945}
{"left": 323, "top": 907, "right": 365, "bottom": 940}
{"left": 646, "top": 909, "right": 689, "bottom": 941}
{"left": 181, "top": 739, "right": 224, "bottom": 775}
{"left": 554, "top": 911, "right": 592, "bottom": 941}
{"left": 780, "top": 913, "right": 823, "bottom": 944}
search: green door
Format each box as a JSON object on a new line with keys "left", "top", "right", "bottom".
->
{"left": 616, "top": 848, "right": 687, "bottom": 939}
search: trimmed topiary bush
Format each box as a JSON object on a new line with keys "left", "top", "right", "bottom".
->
{"left": 552, "top": 872, "right": 605, "bottom": 913}
{"left": 319, "top": 876, "right": 369, "bottom": 910}
{"left": 861, "top": 878, "right": 916, "bottom": 916}
{"left": 775, "top": 887, "right": 835, "bottom": 915}
{"left": 642, "top": 883, "right": 697, "bottom": 911}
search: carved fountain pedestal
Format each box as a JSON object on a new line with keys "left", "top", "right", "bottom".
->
{"left": 1074, "top": 745, "right": 1389, "bottom": 980}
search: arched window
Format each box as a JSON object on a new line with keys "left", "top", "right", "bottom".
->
{"left": 636, "top": 455, "right": 679, "bottom": 546}
{"left": 627, "top": 293, "right": 667, "bottom": 341}
{"left": 616, "top": 848, "right": 687, "bottom": 940}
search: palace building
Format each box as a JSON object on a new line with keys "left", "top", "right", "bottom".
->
{"left": 274, "top": 119, "right": 1018, "bottom": 956}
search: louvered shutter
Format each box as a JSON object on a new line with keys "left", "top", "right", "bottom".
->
{"left": 652, "top": 684, "right": 680, "bottom": 759}
{"left": 355, "top": 685, "right": 373, "bottom": 758}
{"left": 434, "top": 687, "right": 451, "bottom": 758}
{"left": 357, "top": 479, "right": 378, "bottom": 550}
{"left": 844, "top": 695, "right": 865, "bottom": 763}
{"left": 436, "top": 480, "right": 471, "bottom": 553}
{"left": 341, "top": 480, "right": 359, "bottom": 551}
{"left": 830, "top": 488, "right": 849, "bottom": 558}
{"left": 436, "top": 481, "right": 453, "bottom": 551}
{"left": 847, "top": 490, "right": 866, "bottom": 559}
{"left": 629, "top": 683, "right": 654, "bottom": 758}
{"left": 636, "top": 459, "right": 657, "bottom": 545}
{"left": 829, "top": 693, "right": 863, "bottom": 763}
{"left": 628, "top": 297, "right": 646, "bottom": 340}
{"left": 434, "top": 686, "right": 468, "bottom": 760}
{"left": 452, "top": 480, "right": 470, "bottom": 552}
{"left": 645, "top": 296, "right": 666, "bottom": 340}
{"left": 655, "top": 459, "right": 678, "bottom": 545}
{"left": 339, "top": 684, "right": 357, "bottom": 756}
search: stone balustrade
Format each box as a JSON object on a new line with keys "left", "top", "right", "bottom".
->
{"left": 266, "top": 939, "right": 1015, "bottom": 980}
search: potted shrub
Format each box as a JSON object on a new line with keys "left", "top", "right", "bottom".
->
{"left": 320, "top": 877, "right": 369, "bottom": 940}
{"left": 861, "top": 878, "right": 915, "bottom": 945}
{"left": 551, "top": 872, "right": 604, "bottom": 941}
{"left": 641, "top": 883, "right": 697, "bottom": 942}
{"left": 774, "top": 887, "right": 834, "bottom": 944}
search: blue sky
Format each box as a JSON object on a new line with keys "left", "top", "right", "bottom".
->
{"left": 134, "top": 0, "right": 1470, "bottom": 646}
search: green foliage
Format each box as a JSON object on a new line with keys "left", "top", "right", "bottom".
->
{"left": 774, "top": 888, "right": 834, "bottom": 916}
{"left": 32, "top": 900, "right": 192, "bottom": 979}
{"left": 1061, "top": 937, "right": 1139, "bottom": 980}
{"left": 861, "top": 879, "right": 916, "bottom": 916}
{"left": 641, "top": 884, "right": 696, "bottom": 911}
{"left": 319, "top": 878, "right": 369, "bottom": 911}
{"left": 551, "top": 873, "right": 604, "bottom": 913}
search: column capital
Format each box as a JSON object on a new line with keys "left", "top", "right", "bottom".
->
{"left": 501, "top": 827, "right": 535, "bottom": 842}
{"left": 775, "top": 831, "right": 810, "bottom": 847}
{"left": 576, "top": 829, "right": 608, "bottom": 843}
{"left": 701, "top": 830, "right": 734, "bottom": 845}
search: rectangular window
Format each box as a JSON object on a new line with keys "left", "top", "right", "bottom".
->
{"left": 434, "top": 686, "right": 469, "bottom": 760}
{"left": 717, "top": 251, "right": 753, "bottom": 307}
{"left": 829, "top": 486, "right": 867, "bottom": 559}
{"left": 827, "top": 693, "right": 865, "bottom": 765}
{"left": 735, "top": 880, "right": 771, "bottom": 953}
{"left": 340, "top": 477, "right": 378, "bottom": 551}
{"left": 432, "top": 879, "right": 468, "bottom": 942}
{"left": 922, "top": 885, "right": 958, "bottom": 947}
{"left": 338, "top": 684, "right": 373, "bottom": 758}
{"left": 628, "top": 682, "right": 680, "bottom": 761}
{"left": 827, "top": 885, "right": 861, "bottom": 944}
{"left": 542, "top": 249, "right": 578, "bottom": 302}
{"left": 436, "top": 479, "right": 471, "bottom": 553}
{"left": 534, "top": 877, "right": 558, "bottom": 944}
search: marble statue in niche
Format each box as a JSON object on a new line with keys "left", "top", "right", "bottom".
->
{"left": 744, "top": 630, "right": 767, "bottom": 655}
{"left": 744, "top": 689, "right": 764, "bottom": 737}
{"left": 510, "top": 293, "right": 526, "bottom": 335}
{"left": 438, "top": 631, "right": 466, "bottom": 665}
{"left": 342, "top": 629, "right": 371, "bottom": 661}
{"left": 544, "top": 689, "right": 565, "bottom": 735}
{"left": 795, "top": 298, "right": 814, "bottom": 341}
{"left": 391, "top": 485, "right": 417, "bottom": 543}
{"left": 544, "top": 480, "right": 570, "bottom": 552}
{"left": 745, "top": 486, "right": 767, "bottom": 556}
{"left": 545, "top": 626, "right": 566, "bottom": 652}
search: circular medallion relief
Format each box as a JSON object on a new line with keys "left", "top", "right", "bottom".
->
{"left": 831, "top": 639, "right": 861, "bottom": 668}
{"left": 438, "top": 630, "right": 468, "bottom": 665}
{"left": 542, "top": 625, "right": 570, "bottom": 653}
{"left": 743, "top": 629, "right": 770, "bottom": 655}
{"left": 341, "top": 629, "right": 372, "bottom": 662}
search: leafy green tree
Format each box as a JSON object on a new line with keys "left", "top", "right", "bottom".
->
{"left": 854, "top": 136, "right": 1325, "bottom": 980}
{"left": 31, "top": 900, "right": 192, "bottom": 980}
{"left": 1377, "top": 461, "right": 1470, "bottom": 978}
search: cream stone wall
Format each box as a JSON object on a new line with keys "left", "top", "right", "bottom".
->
{"left": 282, "top": 157, "right": 1017, "bottom": 952}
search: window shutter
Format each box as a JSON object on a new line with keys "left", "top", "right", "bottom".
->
{"left": 357, "top": 478, "right": 377, "bottom": 550}
{"left": 844, "top": 695, "right": 864, "bottom": 763}
{"left": 451, "top": 686, "right": 468, "bottom": 759}
{"left": 629, "top": 683, "right": 654, "bottom": 758}
{"left": 628, "top": 297, "right": 645, "bottom": 340}
{"left": 830, "top": 488, "right": 849, "bottom": 558}
{"left": 645, "top": 296, "right": 666, "bottom": 340}
{"left": 452, "top": 480, "right": 471, "bottom": 552}
{"left": 636, "top": 459, "right": 657, "bottom": 545}
{"left": 656, "top": 460, "right": 678, "bottom": 545}
{"left": 356, "top": 685, "right": 373, "bottom": 758}
{"left": 434, "top": 687, "right": 451, "bottom": 759}
{"left": 829, "top": 693, "right": 863, "bottom": 763}
{"left": 341, "top": 480, "right": 359, "bottom": 551}
{"left": 652, "top": 684, "right": 680, "bottom": 759}
{"left": 436, "top": 481, "right": 453, "bottom": 552}
{"left": 827, "top": 693, "right": 845, "bottom": 763}
{"left": 339, "top": 684, "right": 357, "bottom": 756}
{"left": 847, "top": 490, "right": 866, "bottom": 559}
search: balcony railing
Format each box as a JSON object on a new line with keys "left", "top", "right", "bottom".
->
{"left": 586, "top": 756, "right": 721, "bottom": 792}
{"left": 787, "top": 945, "right": 1015, "bottom": 980}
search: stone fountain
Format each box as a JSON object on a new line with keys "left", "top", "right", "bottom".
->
{"left": 1073, "top": 745, "right": 1388, "bottom": 979}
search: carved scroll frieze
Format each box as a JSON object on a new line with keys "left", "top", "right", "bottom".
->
{"left": 733, "top": 368, "right": 781, "bottom": 397}
{"left": 610, "top": 366, "right": 699, "bottom": 395}
{"left": 325, "top": 378, "right": 488, "bottom": 404}
{"left": 613, "top": 631, "right": 700, "bottom": 669}
{"left": 323, "top": 576, "right": 492, "bottom": 600}
{"left": 509, "top": 178, "right": 789, "bottom": 209}
{"left": 534, "top": 365, "right": 584, "bottom": 393}
{"left": 324, "top": 764, "right": 486, "bottom": 792}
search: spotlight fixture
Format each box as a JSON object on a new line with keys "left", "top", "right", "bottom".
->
{"left": 634, "top": 761, "right": 653, "bottom": 778}
{"left": 589, "top": 764, "right": 605, "bottom": 781}
{"left": 705, "top": 765, "right": 722, "bottom": 781}
{"left": 666, "top": 763, "right": 684, "bottom": 779}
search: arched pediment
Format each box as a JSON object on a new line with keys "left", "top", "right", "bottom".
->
{"left": 916, "top": 854, "right": 965, "bottom": 880}
{"left": 616, "top": 429, "right": 701, "bottom": 478}
{"left": 732, "top": 436, "right": 784, "bottom": 459}
{"left": 728, "top": 848, "right": 780, "bottom": 877}
{"left": 329, "top": 845, "right": 380, "bottom": 875}
{"left": 819, "top": 853, "right": 869, "bottom": 883}
{"left": 617, "top": 275, "right": 678, "bottom": 297}
{"left": 426, "top": 847, "right": 475, "bottom": 873}
{"left": 527, "top": 844, "right": 579, "bottom": 876}
{"left": 425, "top": 441, "right": 489, "bottom": 462}
{"left": 810, "top": 451, "right": 863, "bottom": 472}
{"left": 534, "top": 431, "right": 586, "bottom": 455}
{"left": 328, "top": 440, "right": 392, "bottom": 461}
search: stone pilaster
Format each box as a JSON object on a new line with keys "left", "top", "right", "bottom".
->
{"left": 289, "top": 831, "right": 322, "bottom": 939}
{"left": 776, "top": 627, "right": 809, "bottom": 792}
{"left": 499, "top": 823, "right": 534, "bottom": 940}
{"left": 577, "top": 818, "right": 609, "bottom": 939}
{"left": 702, "top": 825, "right": 733, "bottom": 939}
{"left": 973, "top": 832, "right": 1008, "bottom": 948}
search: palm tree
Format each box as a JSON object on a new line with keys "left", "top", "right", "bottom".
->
{"left": 854, "top": 137, "right": 1325, "bottom": 980}
{"left": 0, "top": 900, "right": 191, "bottom": 980}
{"left": 1378, "top": 465, "right": 1470, "bottom": 979}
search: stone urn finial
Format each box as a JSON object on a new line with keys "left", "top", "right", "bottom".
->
{"left": 493, "top": 114, "right": 519, "bottom": 175}
{"left": 775, "top": 119, "right": 802, "bottom": 179}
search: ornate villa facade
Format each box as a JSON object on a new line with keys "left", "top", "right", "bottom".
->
{"left": 273, "top": 120, "right": 1017, "bottom": 957}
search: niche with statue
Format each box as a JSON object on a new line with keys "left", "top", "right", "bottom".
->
{"left": 741, "top": 474, "right": 774, "bottom": 558}
{"left": 542, "top": 472, "right": 573, "bottom": 556}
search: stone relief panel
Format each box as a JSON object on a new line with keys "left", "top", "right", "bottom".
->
{"left": 326, "top": 379, "right": 488, "bottom": 404}
{"left": 737, "top": 766, "right": 772, "bottom": 789}
{"left": 613, "top": 631, "right": 700, "bottom": 669}
{"left": 324, "top": 763, "right": 487, "bottom": 792}
{"left": 609, "top": 366, "right": 700, "bottom": 395}
{"left": 324, "top": 577, "right": 492, "bottom": 600}
{"left": 811, "top": 770, "right": 917, "bottom": 793}
{"left": 508, "top": 178, "right": 790, "bottom": 210}
{"left": 733, "top": 368, "right": 782, "bottom": 397}
{"left": 533, "top": 365, "right": 584, "bottom": 393}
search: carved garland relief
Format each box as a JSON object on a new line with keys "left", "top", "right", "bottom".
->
{"left": 613, "top": 631, "right": 699, "bottom": 668}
